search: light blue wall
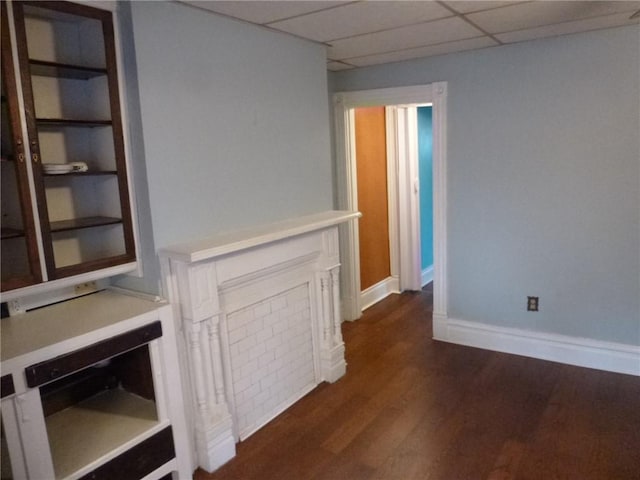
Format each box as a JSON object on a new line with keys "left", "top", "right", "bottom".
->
{"left": 417, "top": 106, "right": 433, "bottom": 271}
{"left": 113, "top": 2, "right": 160, "bottom": 294}
{"left": 115, "top": 2, "right": 334, "bottom": 294}
{"left": 332, "top": 26, "right": 640, "bottom": 345}
{"left": 130, "top": 2, "right": 332, "bottom": 248}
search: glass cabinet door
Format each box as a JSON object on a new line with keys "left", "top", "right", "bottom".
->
{"left": 1, "top": 2, "right": 42, "bottom": 292}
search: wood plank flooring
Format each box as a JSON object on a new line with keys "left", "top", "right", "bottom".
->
{"left": 195, "top": 285, "right": 640, "bottom": 479}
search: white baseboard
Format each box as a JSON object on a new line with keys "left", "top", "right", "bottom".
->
{"left": 433, "top": 316, "right": 640, "bottom": 376}
{"left": 361, "top": 276, "right": 400, "bottom": 311}
{"left": 421, "top": 265, "right": 433, "bottom": 287}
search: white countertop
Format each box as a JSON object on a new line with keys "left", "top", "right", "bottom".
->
{"left": 1, "top": 289, "right": 164, "bottom": 365}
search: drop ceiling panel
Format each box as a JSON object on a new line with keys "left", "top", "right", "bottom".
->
{"left": 347, "top": 36, "right": 499, "bottom": 67}
{"left": 496, "top": 11, "right": 640, "bottom": 43}
{"left": 179, "top": 0, "right": 640, "bottom": 71}
{"left": 183, "top": 1, "right": 349, "bottom": 25}
{"left": 329, "top": 16, "right": 484, "bottom": 60}
{"left": 468, "top": 1, "right": 640, "bottom": 34}
{"left": 269, "top": 1, "right": 453, "bottom": 43}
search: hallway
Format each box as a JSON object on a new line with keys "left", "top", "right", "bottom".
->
{"left": 198, "top": 284, "right": 640, "bottom": 479}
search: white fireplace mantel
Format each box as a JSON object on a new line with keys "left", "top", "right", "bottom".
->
{"left": 159, "top": 210, "right": 359, "bottom": 473}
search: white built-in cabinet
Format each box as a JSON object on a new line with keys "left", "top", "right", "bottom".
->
{"left": 1, "top": 0, "right": 137, "bottom": 298}
{"left": 1, "top": 289, "right": 191, "bottom": 480}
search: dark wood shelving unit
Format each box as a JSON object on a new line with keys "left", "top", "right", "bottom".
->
{"left": 29, "top": 59, "right": 107, "bottom": 80}
{"left": 43, "top": 170, "right": 118, "bottom": 177}
{"left": 36, "top": 118, "right": 112, "bottom": 127}
{"left": 49, "top": 216, "right": 122, "bottom": 233}
{"left": 3, "top": 0, "right": 137, "bottom": 289}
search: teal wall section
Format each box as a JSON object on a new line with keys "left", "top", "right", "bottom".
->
{"left": 417, "top": 106, "right": 433, "bottom": 271}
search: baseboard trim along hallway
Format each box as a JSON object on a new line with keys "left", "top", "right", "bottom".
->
{"left": 433, "top": 315, "right": 640, "bottom": 376}
{"left": 360, "top": 276, "right": 400, "bottom": 311}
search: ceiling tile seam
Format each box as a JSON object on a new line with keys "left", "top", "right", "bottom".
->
{"left": 485, "top": 10, "right": 640, "bottom": 36}
{"left": 320, "top": 13, "right": 462, "bottom": 45}
{"left": 459, "top": 17, "right": 504, "bottom": 44}
{"left": 336, "top": 34, "right": 491, "bottom": 63}
{"left": 441, "top": 0, "right": 534, "bottom": 16}
{"left": 263, "top": 1, "right": 362, "bottom": 26}
{"left": 437, "top": 1, "right": 504, "bottom": 44}
{"left": 179, "top": 2, "right": 331, "bottom": 47}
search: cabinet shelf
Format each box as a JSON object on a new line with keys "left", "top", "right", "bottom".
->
{"left": 50, "top": 216, "right": 122, "bottom": 233}
{"left": 43, "top": 170, "right": 117, "bottom": 177}
{"left": 36, "top": 118, "right": 112, "bottom": 128}
{"left": 29, "top": 59, "right": 107, "bottom": 80}
{"left": 1, "top": 227, "right": 25, "bottom": 239}
{"left": 45, "top": 387, "right": 160, "bottom": 479}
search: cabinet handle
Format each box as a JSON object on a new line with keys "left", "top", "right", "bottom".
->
{"left": 17, "top": 152, "right": 25, "bottom": 162}
{"left": 32, "top": 153, "right": 39, "bottom": 163}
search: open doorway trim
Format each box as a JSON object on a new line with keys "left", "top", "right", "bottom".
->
{"left": 333, "top": 83, "right": 448, "bottom": 330}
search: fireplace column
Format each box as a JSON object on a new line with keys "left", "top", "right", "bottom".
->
{"left": 173, "top": 262, "right": 235, "bottom": 472}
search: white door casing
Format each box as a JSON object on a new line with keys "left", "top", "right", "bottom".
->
{"left": 333, "top": 83, "right": 448, "bottom": 326}
{"left": 396, "top": 105, "right": 422, "bottom": 292}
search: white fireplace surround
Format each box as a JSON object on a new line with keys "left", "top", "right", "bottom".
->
{"left": 159, "top": 210, "right": 359, "bottom": 473}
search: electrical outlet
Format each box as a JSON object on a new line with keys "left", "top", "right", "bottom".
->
{"left": 74, "top": 281, "right": 98, "bottom": 295}
{"left": 8, "top": 299, "right": 25, "bottom": 315}
{"left": 527, "top": 296, "right": 539, "bottom": 312}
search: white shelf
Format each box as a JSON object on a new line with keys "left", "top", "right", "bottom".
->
{"left": 45, "top": 388, "right": 159, "bottom": 479}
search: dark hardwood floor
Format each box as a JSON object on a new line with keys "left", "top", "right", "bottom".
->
{"left": 196, "top": 284, "right": 640, "bottom": 479}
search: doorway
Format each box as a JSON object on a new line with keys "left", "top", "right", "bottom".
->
{"left": 353, "top": 105, "right": 433, "bottom": 309}
{"left": 333, "top": 83, "right": 448, "bottom": 332}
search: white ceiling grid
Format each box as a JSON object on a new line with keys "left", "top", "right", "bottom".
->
{"left": 183, "top": 1, "right": 640, "bottom": 70}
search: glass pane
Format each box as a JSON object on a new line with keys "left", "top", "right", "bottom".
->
{"left": 1, "top": 45, "right": 34, "bottom": 287}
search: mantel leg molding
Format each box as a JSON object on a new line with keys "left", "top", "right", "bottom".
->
{"left": 319, "top": 265, "right": 347, "bottom": 383}
{"left": 185, "top": 314, "right": 235, "bottom": 472}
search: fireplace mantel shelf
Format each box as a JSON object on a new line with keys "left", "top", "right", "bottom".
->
{"left": 160, "top": 210, "right": 360, "bottom": 263}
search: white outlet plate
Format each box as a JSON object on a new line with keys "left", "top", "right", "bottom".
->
{"left": 74, "top": 281, "right": 98, "bottom": 295}
{"left": 8, "top": 299, "right": 25, "bottom": 315}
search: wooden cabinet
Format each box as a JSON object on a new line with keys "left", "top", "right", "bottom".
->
{"left": 1, "top": 0, "right": 136, "bottom": 295}
{"left": 1, "top": 2, "right": 42, "bottom": 292}
{"left": 0, "top": 289, "right": 191, "bottom": 480}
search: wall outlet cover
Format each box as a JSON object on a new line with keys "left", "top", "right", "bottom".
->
{"left": 75, "top": 281, "right": 98, "bottom": 295}
{"left": 8, "top": 299, "right": 25, "bottom": 315}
